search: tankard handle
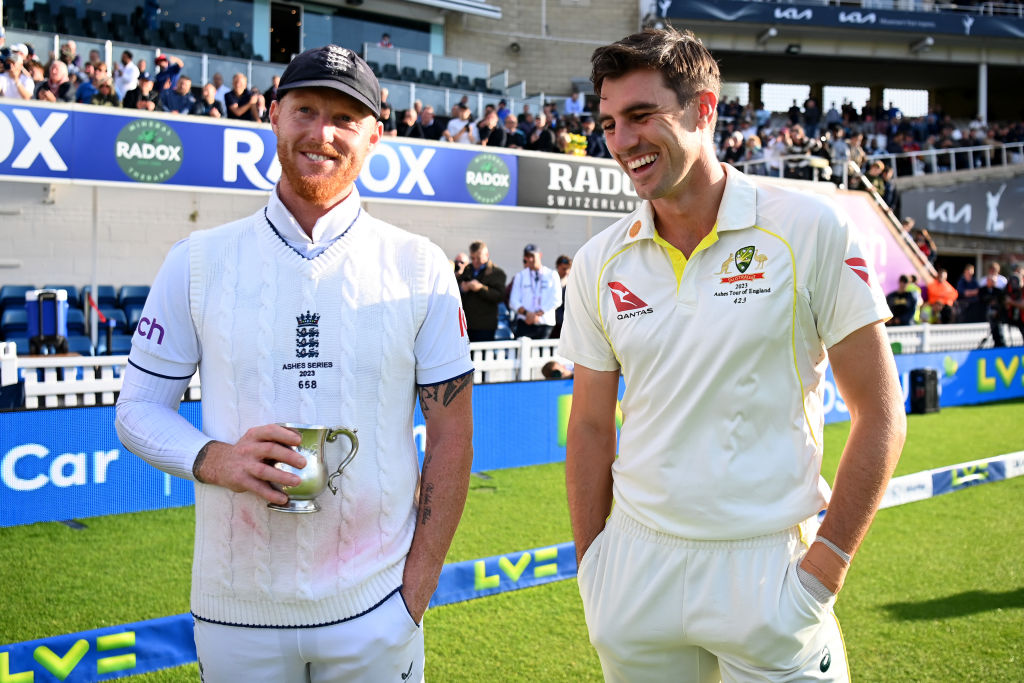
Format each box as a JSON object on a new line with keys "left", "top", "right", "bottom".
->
{"left": 325, "top": 428, "right": 359, "bottom": 495}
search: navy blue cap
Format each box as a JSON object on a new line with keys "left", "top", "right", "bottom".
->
{"left": 277, "top": 44, "right": 381, "bottom": 119}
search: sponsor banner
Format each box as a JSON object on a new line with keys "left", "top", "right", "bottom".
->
{"left": 931, "top": 458, "right": 1006, "bottom": 497}
{"left": 898, "top": 176, "right": 1024, "bottom": 240}
{"left": 0, "top": 614, "right": 196, "bottom": 683}
{"left": 0, "top": 403, "right": 199, "bottom": 528}
{"left": 823, "top": 346, "right": 1024, "bottom": 424}
{"left": 878, "top": 470, "right": 933, "bottom": 509}
{"left": 1003, "top": 450, "right": 1024, "bottom": 479}
{"left": 429, "top": 541, "right": 577, "bottom": 608}
{"left": 516, "top": 154, "right": 640, "bottom": 214}
{"left": 660, "top": 0, "right": 1024, "bottom": 39}
{"left": 0, "top": 101, "right": 517, "bottom": 206}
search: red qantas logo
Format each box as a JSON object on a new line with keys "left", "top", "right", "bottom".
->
{"left": 458, "top": 308, "right": 467, "bottom": 337}
{"left": 845, "top": 258, "right": 871, "bottom": 285}
{"left": 607, "top": 282, "right": 649, "bottom": 312}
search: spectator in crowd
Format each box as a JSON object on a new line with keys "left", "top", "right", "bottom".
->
{"left": 419, "top": 105, "right": 444, "bottom": 140}
{"left": 1005, "top": 263, "right": 1024, "bottom": 340}
{"left": 443, "top": 104, "right": 479, "bottom": 144}
{"left": 496, "top": 99, "right": 510, "bottom": 121}
{"left": 457, "top": 241, "right": 508, "bottom": 342}
{"left": 552, "top": 255, "right": 571, "bottom": 338}
{"left": 541, "top": 360, "right": 574, "bottom": 379}
{"left": 886, "top": 275, "right": 916, "bottom": 326}
{"left": 397, "top": 107, "right": 424, "bottom": 137}
{"left": 787, "top": 98, "right": 802, "bottom": 126}
{"left": 192, "top": 83, "right": 225, "bottom": 117}
{"left": 225, "top": 72, "right": 264, "bottom": 122}
{"left": 90, "top": 76, "right": 120, "bottom": 107}
{"left": 926, "top": 268, "right": 958, "bottom": 324}
{"left": 956, "top": 263, "right": 984, "bottom": 322}
{"left": 914, "top": 228, "right": 937, "bottom": 263}
{"left": 160, "top": 74, "right": 196, "bottom": 114}
{"left": 582, "top": 115, "right": 609, "bottom": 158}
{"left": 122, "top": 72, "right": 158, "bottom": 111}
{"left": 380, "top": 102, "right": 397, "bottom": 136}
{"left": 57, "top": 40, "right": 82, "bottom": 80}
{"left": 803, "top": 97, "right": 821, "bottom": 139}
{"left": 113, "top": 50, "right": 139, "bottom": 101}
{"left": 265, "top": 74, "right": 280, "bottom": 103}
{"left": 825, "top": 101, "right": 841, "bottom": 128}
{"left": 378, "top": 32, "right": 393, "bottom": 48}
{"left": 526, "top": 112, "right": 556, "bottom": 152}
{"left": 411, "top": 99, "right": 423, "bottom": 118}
{"left": 554, "top": 122, "right": 572, "bottom": 154}
{"left": 211, "top": 72, "right": 230, "bottom": 104}
{"left": 503, "top": 115, "right": 525, "bottom": 148}
{"left": 742, "top": 134, "right": 765, "bottom": 174}
{"left": 75, "top": 62, "right": 98, "bottom": 103}
{"left": 0, "top": 45, "right": 34, "bottom": 100}
{"left": 906, "top": 273, "right": 924, "bottom": 323}
{"left": 453, "top": 252, "right": 469, "bottom": 276}
{"left": 479, "top": 110, "right": 506, "bottom": 147}
{"left": 153, "top": 54, "right": 183, "bottom": 92}
{"left": 509, "top": 243, "right": 561, "bottom": 339}
{"left": 565, "top": 90, "right": 585, "bottom": 116}
{"left": 34, "top": 60, "right": 75, "bottom": 102}
{"left": 979, "top": 263, "right": 1010, "bottom": 346}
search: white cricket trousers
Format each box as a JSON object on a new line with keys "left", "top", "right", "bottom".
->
{"left": 192, "top": 589, "right": 424, "bottom": 683}
{"left": 577, "top": 507, "right": 850, "bottom": 682}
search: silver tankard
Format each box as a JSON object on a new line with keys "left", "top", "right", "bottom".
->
{"left": 268, "top": 423, "right": 359, "bottom": 513}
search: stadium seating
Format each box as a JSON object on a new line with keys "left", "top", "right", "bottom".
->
{"left": 118, "top": 285, "right": 150, "bottom": 309}
{"left": 67, "top": 309, "right": 86, "bottom": 336}
{"left": 97, "top": 333, "right": 133, "bottom": 356}
{"left": 0, "top": 285, "right": 34, "bottom": 316}
{"left": 82, "top": 285, "right": 117, "bottom": 309}
{"left": 1, "top": 309, "right": 29, "bottom": 339}
{"left": 66, "top": 335, "right": 95, "bottom": 356}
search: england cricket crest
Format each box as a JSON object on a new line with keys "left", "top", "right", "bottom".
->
{"left": 296, "top": 311, "right": 320, "bottom": 358}
{"left": 735, "top": 246, "right": 756, "bottom": 273}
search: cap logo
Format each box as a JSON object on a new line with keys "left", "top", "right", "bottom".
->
{"left": 324, "top": 46, "right": 354, "bottom": 74}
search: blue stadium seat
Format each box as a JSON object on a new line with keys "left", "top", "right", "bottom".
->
{"left": 97, "top": 333, "right": 133, "bottom": 356}
{"left": 118, "top": 285, "right": 150, "bottom": 309}
{"left": 66, "top": 335, "right": 94, "bottom": 356}
{"left": 8, "top": 336, "right": 30, "bottom": 355}
{"left": 43, "top": 285, "right": 81, "bottom": 308}
{"left": 66, "top": 308, "right": 86, "bottom": 335}
{"left": 1, "top": 308, "right": 29, "bottom": 338}
{"left": 124, "top": 305, "right": 145, "bottom": 334}
{"left": 82, "top": 285, "right": 117, "bottom": 308}
{"left": 0, "top": 284, "right": 34, "bottom": 315}
{"left": 99, "top": 308, "right": 129, "bottom": 332}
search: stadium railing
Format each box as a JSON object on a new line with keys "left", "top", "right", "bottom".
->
{"left": 3, "top": 326, "right": 1021, "bottom": 410}
{"left": 867, "top": 142, "right": 1024, "bottom": 179}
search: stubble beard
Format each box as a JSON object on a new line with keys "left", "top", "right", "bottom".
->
{"left": 278, "top": 140, "right": 364, "bottom": 207}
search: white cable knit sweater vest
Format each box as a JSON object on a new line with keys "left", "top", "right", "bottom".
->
{"left": 188, "top": 210, "right": 430, "bottom": 627}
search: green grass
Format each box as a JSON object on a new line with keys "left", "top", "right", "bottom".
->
{"left": 2, "top": 399, "right": 1022, "bottom": 681}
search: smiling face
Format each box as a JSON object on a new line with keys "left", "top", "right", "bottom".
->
{"left": 270, "top": 87, "right": 381, "bottom": 210}
{"left": 598, "top": 68, "right": 715, "bottom": 205}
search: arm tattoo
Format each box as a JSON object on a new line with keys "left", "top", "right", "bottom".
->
{"left": 417, "top": 373, "right": 472, "bottom": 416}
{"left": 192, "top": 441, "right": 215, "bottom": 483}
{"left": 420, "top": 482, "right": 435, "bottom": 526}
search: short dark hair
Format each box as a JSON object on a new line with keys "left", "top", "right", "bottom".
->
{"left": 470, "top": 241, "right": 487, "bottom": 254}
{"left": 591, "top": 27, "right": 721, "bottom": 107}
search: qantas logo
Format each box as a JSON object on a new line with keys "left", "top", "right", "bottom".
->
{"left": 608, "top": 282, "right": 653, "bottom": 320}
{"left": 458, "top": 308, "right": 467, "bottom": 337}
{"left": 845, "top": 258, "right": 871, "bottom": 285}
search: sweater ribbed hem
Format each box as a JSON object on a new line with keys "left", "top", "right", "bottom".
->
{"left": 190, "top": 561, "right": 405, "bottom": 628}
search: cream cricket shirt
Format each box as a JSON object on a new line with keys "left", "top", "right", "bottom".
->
{"left": 560, "top": 164, "right": 891, "bottom": 540}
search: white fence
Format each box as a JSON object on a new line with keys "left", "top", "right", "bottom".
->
{"left": 2, "top": 326, "right": 1021, "bottom": 410}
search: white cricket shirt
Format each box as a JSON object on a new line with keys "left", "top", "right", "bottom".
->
{"left": 560, "top": 164, "right": 891, "bottom": 540}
